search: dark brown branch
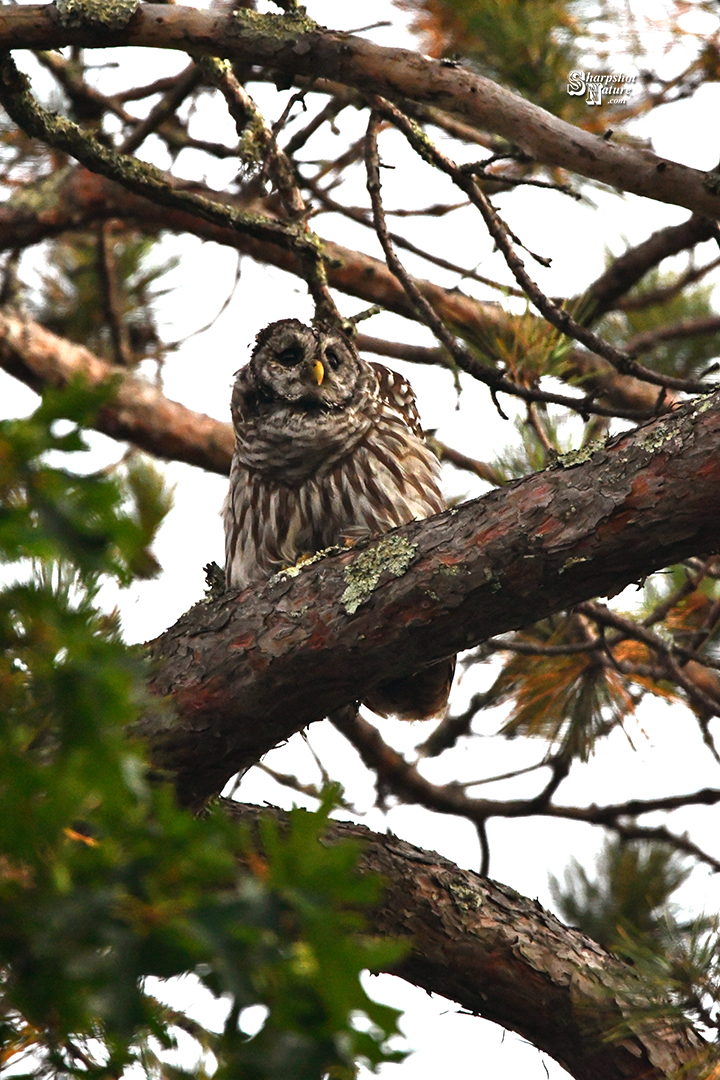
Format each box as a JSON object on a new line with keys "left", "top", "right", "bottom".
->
{"left": 225, "top": 802, "right": 708, "bottom": 1080}
{"left": 618, "top": 255, "right": 720, "bottom": 312}
{"left": 415, "top": 691, "right": 491, "bottom": 757}
{"left": 580, "top": 215, "right": 719, "bottom": 321}
{"left": 144, "top": 390, "right": 720, "bottom": 807}
{"left": 625, "top": 315, "right": 720, "bottom": 356}
{"left": 427, "top": 436, "right": 504, "bottom": 486}
{"left": 119, "top": 61, "right": 201, "bottom": 154}
{"left": 577, "top": 601, "right": 720, "bottom": 723}
{"left": 329, "top": 704, "right": 720, "bottom": 871}
{"left": 97, "top": 222, "right": 133, "bottom": 366}
{"left": 35, "top": 48, "right": 235, "bottom": 159}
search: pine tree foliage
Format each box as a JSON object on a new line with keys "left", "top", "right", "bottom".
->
{"left": 31, "top": 231, "right": 177, "bottom": 366}
{"left": 0, "top": 388, "right": 405, "bottom": 1078}
{"left": 397, "top": 0, "right": 587, "bottom": 118}
{"left": 550, "top": 837, "right": 720, "bottom": 1044}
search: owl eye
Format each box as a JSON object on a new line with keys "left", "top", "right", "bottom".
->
{"left": 326, "top": 348, "right": 341, "bottom": 371}
{"left": 277, "top": 345, "right": 305, "bottom": 366}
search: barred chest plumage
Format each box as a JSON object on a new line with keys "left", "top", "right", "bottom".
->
{"left": 224, "top": 391, "right": 443, "bottom": 589}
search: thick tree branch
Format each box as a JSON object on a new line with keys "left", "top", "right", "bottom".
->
{"left": 145, "top": 391, "right": 720, "bottom": 807}
{"left": 2, "top": 5, "right": 720, "bottom": 219}
{"left": 226, "top": 802, "right": 708, "bottom": 1080}
{"left": 0, "top": 308, "right": 234, "bottom": 471}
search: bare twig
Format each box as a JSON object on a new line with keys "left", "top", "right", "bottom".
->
{"left": 625, "top": 316, "right": 720, "bottom": 356}
{"left": 0, "top": 54, "right": 321, "bottom": 272}
{"left": 364, "top": 111, "right": 648, "bottom": 422}
{"left": 329, "top": 706, "right": 720, "bottom": 872}
{"left": 427, "top": 437, "right": 505, "bottom": 486}
{"left": 198, "top": 56, "right": 339, "bottom": 324}
{"left": 119, "top": 61, "right": 201, "bottom": 154}
{"left": 370, "top": 95, "right": 719, "bottom": 397}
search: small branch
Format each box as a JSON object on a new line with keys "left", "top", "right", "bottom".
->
{"left": 36, "top": 49, "right": 233, "bottom": 160}
{"left": 306, "top": 174, "right": 520, "bottom": 296}
{"left": 329, "top": 708, "right": 720, "bottom": 872}
{"left": 584, "top": 217, "right": 720, "bottom": 321}
{"left": 642, "top": 564, "right": 705, "bottom": 627}
{"left": 370, "top": 95, "right": 718, "bottom": 397}
{"left": 577, "top": 601, "right": 720, "bottom": 730}
{"left": 598, "top": 820, "right": 720, "bottom": 875}
{"left": 416, "top": 690, "right": 494, "bottom": 757}
{"left": 625, "top": 316, "right": 720, "bottom": 356}
{"left": 119, "top": 61, "right": 201, "bottom": 154}
{"left": 197, "top": 55, "right": 338, "bottom": 323}
{"left": 282, "top": 92, "right": 353, "bottom": 157}
{"left": 118, "top": 73, "right": 184, "bottom": 102}
{"left": 96, "top": 221, "right": 133, "bottom": 366}
{"left": 0, "top": 54, "right": 321, "bottom": 268}
{"left": 618, "top": 254, "right": 720, "bottom": 313}
{"left": 427, "top": 436, "right": 505, "bottom": 486}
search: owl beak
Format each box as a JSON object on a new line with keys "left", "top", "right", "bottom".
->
{"left": 310, "top": 359, "right": 325, "bottom": 385}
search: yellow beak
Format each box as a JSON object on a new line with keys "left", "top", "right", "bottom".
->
{"left": 311, "top": 359, "right": 325, "bottom": 385}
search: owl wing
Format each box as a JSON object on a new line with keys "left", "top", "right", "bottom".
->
{"left": 370, "top": 362, "right": 425, "bottom": 438}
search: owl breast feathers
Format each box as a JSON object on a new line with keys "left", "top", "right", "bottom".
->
{"left": 223, "top": 318, "right": 454, "bottom": 720}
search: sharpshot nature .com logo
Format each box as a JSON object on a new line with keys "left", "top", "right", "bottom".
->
{"left": 567, "top": 70, "right": 637, "bottom": 105}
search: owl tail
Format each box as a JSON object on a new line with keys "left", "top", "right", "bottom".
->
{"left": 362, "top": 656, "right": 456, "bottom": 721}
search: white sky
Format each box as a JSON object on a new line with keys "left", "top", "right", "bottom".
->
{"left": 2, "top": 1, "right": 720, "bottom": 1076}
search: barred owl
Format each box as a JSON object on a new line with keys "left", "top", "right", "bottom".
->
{"left": 223, "top": 318, "right": 454, "bottom": 720}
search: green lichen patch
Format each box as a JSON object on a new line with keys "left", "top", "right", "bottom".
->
{"left": 229, "top": 6, "right": 318, "bottom": 37}
{"left": 638, "top": 424, "right": 678, "bottom": 454}
{"left": 341, "top": 535, "right": 418, "bottom": 615}
{"left": 560, "top": 555, "right": 591, "bottom": 573}
{"left": 703, "top": 170, "right": 720, "bottom": 197}
{"left": 695, "top": 392, "right": 719, "bottom": 415}
{"left": 55, "top": 0, "right": 138, "bottom": 30}
{"left": 556, "top": 440, "right": 605, "bottom": 468}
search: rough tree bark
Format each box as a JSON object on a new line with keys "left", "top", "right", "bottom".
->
{"left": 145, "top": 389, "right": 720, "bottom": 807}
{"left": 227, "top": 802, "right": 708, "bottom": 1080}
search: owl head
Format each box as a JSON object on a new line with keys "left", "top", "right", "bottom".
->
{"left": 236, "top": 319, "right": 371, "bottom": 419}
